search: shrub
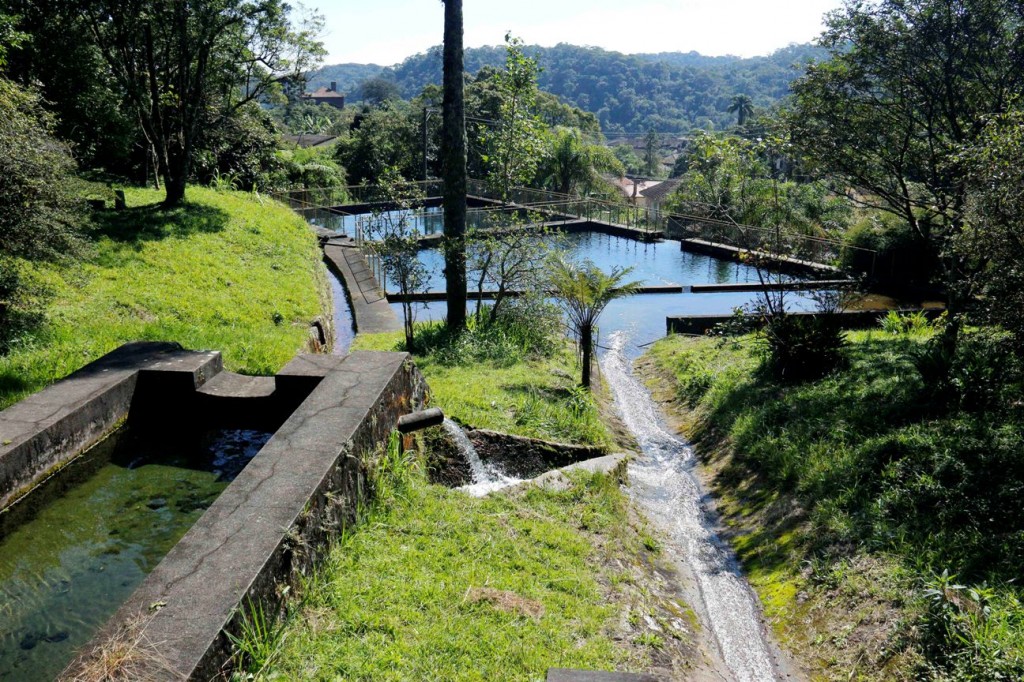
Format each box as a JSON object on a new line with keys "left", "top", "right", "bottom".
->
{"left": 0, "top": 78, "right": 83, "bottom": 348}
{"left": 758, "top": 314, "right": 848, "bottom": 383}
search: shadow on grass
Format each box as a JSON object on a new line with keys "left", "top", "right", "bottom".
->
{"left": 88, "top": 201, "right": 229, "bottom": 247}
{"left": 0, "top": 370, "right": 32, "bottom": 407}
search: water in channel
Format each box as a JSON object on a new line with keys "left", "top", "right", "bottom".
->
{"left": 601, "top": 329, "right": 782, "bottom": 682}
{"left": 0, "top": 425, "right": 273, "bottom": 682}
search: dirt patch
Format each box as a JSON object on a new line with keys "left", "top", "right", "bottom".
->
{"left": 465, "top": 588, "right": 545, "bottom": 621}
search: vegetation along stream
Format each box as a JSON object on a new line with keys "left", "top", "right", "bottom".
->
{"left": 0, "top": 425, "right": 272, "bottom": 681}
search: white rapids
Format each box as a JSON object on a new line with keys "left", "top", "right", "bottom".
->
{"left": 442, "top": 419, "right": 522, "bottom": 497}
{"left": 601, "top": 329, "right": 782, "bottom": 682}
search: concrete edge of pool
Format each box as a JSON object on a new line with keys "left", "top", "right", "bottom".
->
{"left": 0, "top": 342, "right": 223, "bottom": 513}
{"left": 0, "top": 342, "right": 428, "bottom": 681}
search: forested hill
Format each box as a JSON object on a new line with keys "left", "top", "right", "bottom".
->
{"left": 310, "top": 62, "right": 385, "bottom": 94}
{"left": 309, "top": 43, "right": 827, "bottom": 132}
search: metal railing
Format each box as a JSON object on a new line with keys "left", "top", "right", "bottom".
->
{"left": 271, "top": 179, "right": 878, "bottom": 278}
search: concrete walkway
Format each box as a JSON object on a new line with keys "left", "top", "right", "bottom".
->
{"left": 322, "top": 236, "right": 402, "bottom": 335}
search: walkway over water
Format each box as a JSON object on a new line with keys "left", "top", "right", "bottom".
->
{"left": 271, "top": 179, "right": 876, "bottom": 280}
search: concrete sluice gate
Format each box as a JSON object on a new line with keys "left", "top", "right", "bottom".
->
{"left": 0, "top": 342, "right": 426, "bottom": 681}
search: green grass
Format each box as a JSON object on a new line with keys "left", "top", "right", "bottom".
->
{"left": 642, "top": 329, "right": 1024, "bottom": 679}
{"left": 353, "top": 327, "right": 614, "bottom": 448}
{"left": 258, "top": 444, "right": 641, "bottom": 681}
{"left": 0, "top": 187, "right": 329, "bottom": 409}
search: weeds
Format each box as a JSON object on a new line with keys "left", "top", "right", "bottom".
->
{"left": 646, "top": 331, "right": 1024, "bottom": 679}
{"left": 227, "top": 600, "right": 288, "bottom": 679}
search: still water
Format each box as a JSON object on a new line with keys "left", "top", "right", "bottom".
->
{"left": 0, "top": 426, "right": 272, "bottom": 681}
{"left": 390, "top": 232, "right": 820, "bottom": 349}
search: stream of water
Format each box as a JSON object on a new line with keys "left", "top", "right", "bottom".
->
{"left": 601, "top": 329, "right": 782, "bottom": 682}
{"left": 442, "top": 419, "right": 521, "bottom": 497}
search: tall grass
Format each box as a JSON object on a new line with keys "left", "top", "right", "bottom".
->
{"left": 353, "top": 310, "right": 614, "bottom": 448}
{"left": 645, "top": 330, "right": 1024, "bottom": 679}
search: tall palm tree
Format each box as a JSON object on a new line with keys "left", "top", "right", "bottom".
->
{"left": 548, "top": 256, "right": 640, "bottom": 388}
{"left": 441, "top": 0, "right": 468, "bottom": 330}
{"left": 728, "top": 94, "right": 755, "bottom": 127}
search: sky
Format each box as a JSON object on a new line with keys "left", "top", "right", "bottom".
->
{"left": 310, "top": 0, "right": 846, "bottom": 66}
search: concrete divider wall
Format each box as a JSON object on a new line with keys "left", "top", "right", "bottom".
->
{"left": 64, "top": 351, "right": 428, "bottom": 681}
{"left": 0, "top": 342, "right": 222, "bottom": 512}
{"left": 667, "top": 309, "right": 945, "bottom": 336}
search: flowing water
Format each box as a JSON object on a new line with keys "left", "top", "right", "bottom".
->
{"left": 0, "top": 425, "right": 272, "bottom": 681}
{"left": 328, "top": 269, "right": 356, "bottom": 355}
{"left": 441, "top": 419, "right": 521, "bottom": 497}
{"left": 601, "top": 329, "right": 783, "bottom": 682}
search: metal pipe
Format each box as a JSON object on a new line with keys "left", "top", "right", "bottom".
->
{"left": 396, "top": 408, "right": 445, "bottom": 433}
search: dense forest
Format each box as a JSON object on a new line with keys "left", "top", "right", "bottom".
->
{"left": 309, "top": 43, "right": 826, "bottom": 132}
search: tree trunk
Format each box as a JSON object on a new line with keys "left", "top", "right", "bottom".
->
{"left": 581, "top": 324, "right": 593, "bottom": 388}
{"left": 441, "top": 0, "right": 468, "bottom": 331}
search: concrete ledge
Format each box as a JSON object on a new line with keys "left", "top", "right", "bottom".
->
{"left": 65, "top": 351, "right": 428, "bottom": 680}
{"left": 679, "top": 238, "right": 841, "bottom": 276}
{"left": 0, "top": 342, "right": 222, "bottom": 511}
{"left": 666, "top": 308, "right": 945, "bottom": 336}
{"left": 509, "top": 454, "right": 629, "bottom": 494}
{"left": 322, "top": 237, "right": 402, "bottom": 335}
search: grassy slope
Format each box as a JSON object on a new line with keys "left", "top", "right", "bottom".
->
{"left": 261, "top": 444, "right": 678, "bottom": 681}
{"left": 0, "top": 187, "right": 329, "bottom": 409}
{"left": 353, "top": 330, "right": 616, "bottom": 448}
{"left": 641, "top": 331, "right": 1024, "bottom": 680}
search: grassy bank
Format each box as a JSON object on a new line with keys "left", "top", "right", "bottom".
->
{"left": 353, "top": 324, "right": 617, "bottom": 448}
{"left": 642, "top": 330, "right": 1024, "bottom": 680}
{"left": 0, "top": 187, "right": 329, "bottom": 409}
{"left": 247, "top": 437, "right": 690, "bottom": 681}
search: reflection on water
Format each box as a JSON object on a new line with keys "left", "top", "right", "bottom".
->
{"left": 385, "top": 232, "right": 821, "bottom": 350}
{"left": 0, "top": 426, "right": 272, "bottom": 681}
{"left": 328, "top": 270, "right": 356, "bottom": 355}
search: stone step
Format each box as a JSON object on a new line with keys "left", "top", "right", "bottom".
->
{"left": 195, "top": 372, "right": 276, "bottom": 399}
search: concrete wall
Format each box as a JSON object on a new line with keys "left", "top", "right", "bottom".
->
{"left": 64, "top": 351, "right": 428, "bottom": 681}
{"left": 667, "top": 309, "right": 945, "bottom": 336}
{"left": 0, "top": 342, "right": 222, "bottom": 512}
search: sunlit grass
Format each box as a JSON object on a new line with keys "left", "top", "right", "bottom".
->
{"left": 353, "top": 327, "right": 613, "bottom": 448}
{"left": 0, "top": 187, "right": 329, "bottom": 409}
{"left": 643, "top": 330, "right": 1024, "bottom": 679}
{"left": 259, "top": 444, "right": 638, "bottom": 681}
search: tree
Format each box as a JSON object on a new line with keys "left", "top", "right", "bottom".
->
{"left": 482, "top": 34, "right": 546, "bottom": 201}
{"left": 548, "top": 256, "right": 639, "bottom": 389}
{"left": 539, "top": 127, "right": 624, "bottom": 197}
{"left": 786, "top": 0, "right": 1024, "bottom": 357}
{"left": 80, "top": 0, "right": 325, "bottom": 206}
{"left": 467, "top": 220, "right": 557, "bottom": 323}
{"left": 441, "top": 0, "right": 468, "bottom": 330}
{"left": 365, "top": 170, "right": 432, "bottom": 351}
{"left": 0, "top": 77, "right": 82, "bottom": 344}
{"left": 727, "top": 94, "right": 754, "bottom": 126}
{"left": 336, "top": 101, "right": 419, "bottom": 184}
{"left": 643, "top": 128, "right": 659, "bottom": 176}
{"left": 961, "top": 107, "right": 1024, "bottom": 344}
{"left": 0, "top": 10, "right": 26, "bottom": 69}
{"left": 358, "top": 77, "right": 402, "bottom": 106}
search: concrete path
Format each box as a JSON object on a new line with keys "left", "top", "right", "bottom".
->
{"left": 322, "top": 236, "right": 401, "bottom": 335}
